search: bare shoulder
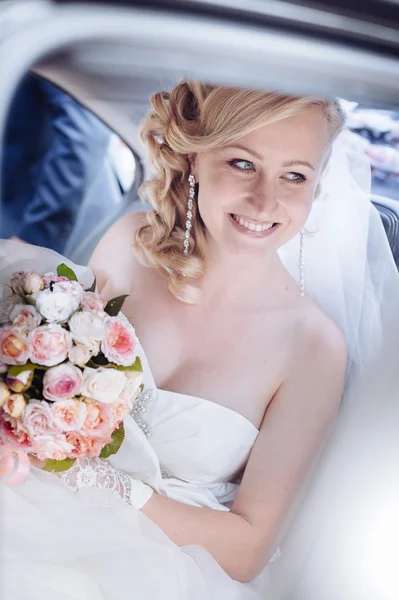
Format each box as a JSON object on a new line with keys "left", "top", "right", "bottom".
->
{"left": 297, "top": 298, "right": 347, "bottom": 366}
{"left": 288, "top": 297, "right": 347, "bottom": 400}
{"left": 89, "top": 211, "right": 148, "bottom": 293}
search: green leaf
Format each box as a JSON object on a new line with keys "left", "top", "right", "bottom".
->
{"left": 8, "top": 362, "right": 49, "bottom": 376}
{"left": 89, "top": 353, "right": 109, "bottom": 367}
{"left": 87, "top": 277, "right": 97, "bottom": 293}
{"left": 114, "top": 356, "right": 143, "bottom": 373}
{"left": 104, "top": 295, "right": 129, "bottom": 317}
{"left": 100, "top": 422, "right": 125, "bottom": 459}
{"left": 42, "top": 458, "right": 76, "bottom": 472}
{"left": 57, "top": 263, "right": 78, "bottom": 282}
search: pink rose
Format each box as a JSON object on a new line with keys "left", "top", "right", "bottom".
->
{"left": 101, "top": 316, "right": 138, "bottom": 366}
{"left": 29, "top": 324, "right": 72, "bottom": 367}
{"left": 0, "top": 412, "right": 32, "bottom": 448}
{"left": 42, "top": 362, "right": 82, "bottom": 401}
{"left": 65, "top": 431, "right": 105, "bottom": 459}
{"left": 43, "top": 273, "right": 70, "bottom": 288}
{"left": 0, "top": 380, "right": 11, "bottom": 406}
{"left": 80, "top": 291, "right": 106, "bottom": 313}
{"left": 68, "top": 344, "right": 91, "bottom": 367}
{"left": 22, "top": 400, "right": 55, "bottom": 437}
{"left": 51, "top": 399, "right": 87, "bottom": 432}
{"left": 23, "top": 271, "right": 44, "bottom": 295}
{"left": 0, "top": 326, "right": 30, "bottom": 365}
{"left": 81, "top": 401, "right": 114, "bottom": 440}
{"left": 9, "top": 304, "right": 41, "bottom": 333}
{"left": 3, "top": 393, "right": 26, "bottom": 418}
{"left": 32, "top": 434, "right": 73, "bottom": 461}
{"left": 109, "top": 397, "right": 130, "bottom": 425}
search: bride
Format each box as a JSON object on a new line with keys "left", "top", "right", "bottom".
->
{"left": 1, "top": 82, "right": 397, "bottom": 600}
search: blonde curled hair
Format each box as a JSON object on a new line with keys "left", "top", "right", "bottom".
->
{"left": 133, "top": 82, "right": 345, "bottom": 304}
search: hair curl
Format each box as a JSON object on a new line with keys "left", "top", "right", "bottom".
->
{"left": 133, "top": 82, "right": 345, "bottom": 304}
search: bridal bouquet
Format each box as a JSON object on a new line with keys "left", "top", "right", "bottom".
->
{"left": 0, "top": 263, "right": 143, "bottom": 478}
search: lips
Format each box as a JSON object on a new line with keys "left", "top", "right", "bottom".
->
{"left": 228, "top": 213, "right": 280, "bottom": 238}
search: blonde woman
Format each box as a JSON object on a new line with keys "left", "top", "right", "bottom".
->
{"left": 2, "top": 82, "right": 395, "bottom": 599}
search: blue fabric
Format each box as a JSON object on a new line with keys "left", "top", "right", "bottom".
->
{"left": 0, "top": 74, "right": 113, "bottom": 253}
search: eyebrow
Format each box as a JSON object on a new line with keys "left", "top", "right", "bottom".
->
{"left": 224, "top": 144, "right": 315, "bottom": 171}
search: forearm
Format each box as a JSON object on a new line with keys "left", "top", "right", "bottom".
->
{"left": 141, "top": 491, "right": 260, "bottom": 583}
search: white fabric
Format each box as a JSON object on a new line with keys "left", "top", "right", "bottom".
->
{"left": 1, "top": 134, "right": 399, "bottom": 599}
{"left": 1, "top": 330, "right": 273, "bottom": 599}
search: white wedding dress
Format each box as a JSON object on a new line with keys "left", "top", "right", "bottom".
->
{"left": 1, "top": 335, "right": 279, "bottom": 600}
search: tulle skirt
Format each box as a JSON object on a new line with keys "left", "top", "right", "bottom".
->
{"left": 1, "top": 469, "right": 270, "bottom": 600}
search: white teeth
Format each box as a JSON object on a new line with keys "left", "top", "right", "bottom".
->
{"left": 232, "top": 214, "right": 274, "bottom": 232}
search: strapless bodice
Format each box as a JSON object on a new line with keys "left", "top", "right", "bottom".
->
{"left": 110, "top": 339, "right": 259, "bottom": 510}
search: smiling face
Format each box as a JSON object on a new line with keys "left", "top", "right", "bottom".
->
{"left": 190, "top": 106, "right": 330, "bottom": 256}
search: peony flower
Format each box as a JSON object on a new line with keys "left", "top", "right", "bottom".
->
{"left": 68, "top": 310, "right": 105, "bottom": 354}
{"left": 3, "top": 393, "right": 26, "bottom": 419}
{"left": 29, "top": 324, "right": 72, "bottom": 367}
{"left": 81, "top": 366, "right": 127, "bottom": 404}
{"left": 109, "top": 396, "right": 130, "bottom": 424}
{"left": 10, "top": 271, "right": 26, "bottom": 295}
{"left": 52, "top": 280, "right": 84, "bottom": 301}
{"left": 0, "top": 326, "right": 30, "bottom": 365}
{"left": 81, "top": 401, "right": 114, "bottom": 440}
{"left": 42, "top": 362, "right": 82, "bottom": 401}
{"left": 101, "top": 316, "right": 138, "bottom": 366}
{"left": 32, "top": 434, "right": 73, "bottom": 461}
{"left": 80, "top": 291, "right": 106, "bottom": 313}
{"left": 43, "top": 273, "right": 70, "bottom": 288}
{"left": 0, "top": 412, "right": 32, "bottom": 448}
{"left": 23, "top": 271, "right": 45, "bottom": 295}
{"left": 119, "top": 371, "right": 143, "bottom": 407}
{"left": 51, "top": 399, "right": 87, "bottom": 432}
{"left": 0, "top": 380, "right": 11, "bottom": 406}
{"left": 33, "top": 289, "right": 79, "bottom": 323}
{"left": 0, "top": 294, "right": 20, "bottom": 324}
{"left": 6, "top": 368, "right": 33, "bottom": 393}
{"left": 10, "top": 304, "right": 41, "bottom": 333}
{"left": 68, "top": 344, "right": 91, "bottom": 367}
{"left": 22, "top": 400, "right": 55, "bottom": 437}
{"left": 65, "top": 431, "right": 105, "bottom": 459}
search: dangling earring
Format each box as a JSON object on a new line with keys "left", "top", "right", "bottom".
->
{"left": 299, "top": 229, "right": 305, "bottom": 297}
{"left": 184, "top": 174, "right": 195, "bottom": 255}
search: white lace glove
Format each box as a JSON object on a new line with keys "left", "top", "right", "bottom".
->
{"left": 61, "top": 457, "right": 153, "bottom": 510}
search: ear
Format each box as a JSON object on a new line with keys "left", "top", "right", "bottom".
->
{"left": 187, "top": 153, "right": 198, "bottom": 180}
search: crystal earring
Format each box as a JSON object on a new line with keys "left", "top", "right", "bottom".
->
{"left": 299, "top": 229, "right": 305, "bottom": 297}
{"left": 184, "top": 174, "right": 195, "bottom": 255}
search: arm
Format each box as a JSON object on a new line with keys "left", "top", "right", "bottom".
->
{"left": 19, "top": 80, "right": 111, "bottom": 252}
{"left": 141, "top": 324, "right": 346, "bottom": 583}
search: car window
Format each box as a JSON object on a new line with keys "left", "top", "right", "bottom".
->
{"left": 0, "top": 73, "right": 140, "bottom": 262}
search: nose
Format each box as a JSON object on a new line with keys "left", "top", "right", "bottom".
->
{"left": 245, "top": 176, "right": 278, "bottom": 217}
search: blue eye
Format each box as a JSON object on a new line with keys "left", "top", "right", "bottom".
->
{"left": 228, "top": 159, "right": 255, "bottom": 172}
{"left": 284, "top": 172, "right": 306, "bottom": 184}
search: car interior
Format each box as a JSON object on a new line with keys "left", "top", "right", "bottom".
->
{"left": 1, "top": 0, "right": 398, "bottom": 268}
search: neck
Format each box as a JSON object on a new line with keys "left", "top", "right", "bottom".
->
{"left": 198, "top": 239, "right": 283, "bottom": 306}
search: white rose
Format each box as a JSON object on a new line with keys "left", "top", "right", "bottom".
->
{"left": 68, "top": 310, "right": 105, "bottom": 354}
{"left": 23, "top": 271, "right": 44, "bottom": 295}
{"left": 81, "top": 367, "right": 127, "bottom": 404}
{"left": 119, "top": 371, "right": 143, "bottom": 408}
{"left": 0, "top": 381, "right": 11, "bottom": 406}
{"left": 34, "top": 289, "right": 79, "bottom": 323}
{"left": 52, "top": 280, "right": 84, "bottom": 301}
